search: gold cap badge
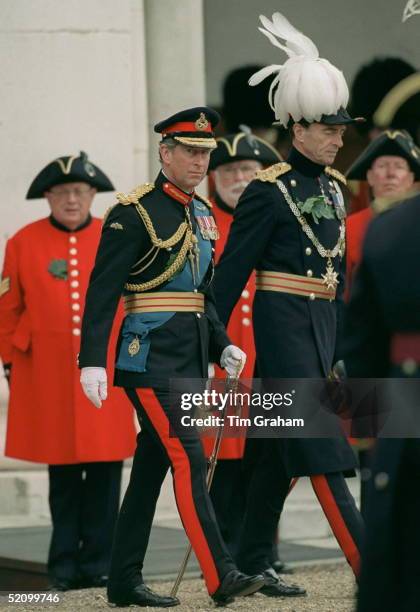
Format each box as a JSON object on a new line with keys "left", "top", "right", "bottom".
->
{"left": 195, "top": 112, "right": 209, "bottom": 130}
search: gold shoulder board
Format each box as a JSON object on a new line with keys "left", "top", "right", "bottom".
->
{"left": 325, "top": 167, "right": 347, "bottom": 185}
{"left": 255, "top": 162, "right": 292, "bottom": 183}
{"left": 196, "top": 193, "right": 213, "bottom": 209}
{"left": 116, "top": 182, "right": 155, "bottom": 205}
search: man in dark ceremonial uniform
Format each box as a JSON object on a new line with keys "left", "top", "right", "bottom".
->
{"left": 342, "top": 191, "right": 420, "bottom": 612}
{"left": 78, "top": 107, "right": 265, "bottom": 607}
{"left": 213, "top": 12, "right": 364, "bottom": 595}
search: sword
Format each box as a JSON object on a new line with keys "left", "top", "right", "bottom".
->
{"left": 170, "top": 363, "right": 242, "bottom": 597}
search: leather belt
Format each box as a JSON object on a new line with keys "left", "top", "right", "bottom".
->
{"left": 256, "top": 270, "right": 336, "bottom": 301}
{"left": 124, "top": 291, "right": 205, "bottom": 314}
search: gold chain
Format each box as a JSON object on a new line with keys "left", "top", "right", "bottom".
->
{"left": 277, "top": 180, "right": 345, "bottom": 258}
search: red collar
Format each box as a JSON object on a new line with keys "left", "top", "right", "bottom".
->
{"left": 162, "top": 181, "right": 194, "bottom": 207}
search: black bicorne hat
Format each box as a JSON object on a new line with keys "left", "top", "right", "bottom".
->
{"left": 26, "top": 151, "right": 114, "bottom": 199}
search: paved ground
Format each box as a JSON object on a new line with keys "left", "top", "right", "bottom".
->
{"left": 0, "top": 563, "right": 356, "bottom": 611}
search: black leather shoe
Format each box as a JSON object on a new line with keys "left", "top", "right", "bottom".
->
{"left": 211, "top": 570, "right": 265, "bottom": 606}
{"left": 79, "top": 574, "right": 108, "bottom": 588}
{"left": 260, "top": 568, "right": 306, "bottom": 597}
{"left": 108, "top": 584, "right": 179, "bottom": 607}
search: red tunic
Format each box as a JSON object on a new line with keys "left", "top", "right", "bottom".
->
{"left": 202, "top": 199, "right": 256, "bottom": 459}
{"left": 345, "top": 207, "right": 375, "bottom": 450}
{"left": 0, "top": 217, "right": 136, "bottom": 464}
{"left": 345, "top": 207, "right": 373, "bottom": 298}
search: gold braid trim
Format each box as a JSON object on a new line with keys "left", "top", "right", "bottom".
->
{"left": 135, "top": 204, "right": 189, "bottom": 248}
{"left": 325, "top": 167, "right": 347, "bottom": 185}
{"left": 116, "top": 182, "right": 155, "bottom": 205}
{"left": 256, "top": 162, "right": 292, "bottom": 183}
{"left": 124, "top": 228, "right": 193, "bottom": 292}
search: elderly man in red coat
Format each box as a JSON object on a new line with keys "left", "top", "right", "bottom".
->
{"left": 346, "top": 130, "right": 420, "bottom": 293}
{"left": 0, "top": 152, "right": 136, "bottom": 590}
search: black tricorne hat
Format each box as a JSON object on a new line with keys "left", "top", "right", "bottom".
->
{"left": 208, "top": 130, "right": 282, "bottom": 171}
{"left": 346, "top": 130, "right": 420, "bottom": 180}
{"left": 154, "top": 107, "right": 220, "bottom": 149}
{"left": 26, "top": 151, "right": 114, "bottom": 199}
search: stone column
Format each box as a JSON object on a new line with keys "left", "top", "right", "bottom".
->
{"left": 144, "top": 0, "right": 206, "bottom": 177}
{"left": 0, "top": 0, "right": 149, "bottom": 259}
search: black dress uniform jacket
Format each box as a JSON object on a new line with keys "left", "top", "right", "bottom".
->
{"left": 79, "top": 172, "right": 230, "bottom": 385}
{"left": 214, "top": 147, "right": 356, "bottom": 476}
{"left": 343, "top": 194, "right": 420, "bottom": 612}
{"left": 344, "top": 193, "right": 420, "bottom": 378}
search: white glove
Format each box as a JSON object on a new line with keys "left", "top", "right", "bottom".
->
{"left": 208, "top": 363, "right": 216, "bottom": 379}
{"left": 80, "top": 367, "right": 107, "bottom": 409}
{"left": 220, "top": 345, "right": 246, "bottom": 378}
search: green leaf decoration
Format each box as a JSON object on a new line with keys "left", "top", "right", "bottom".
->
{"left": 297, "top": 196, "right": 336, "bottom": 224}
{"left": 48, "top": 259, "right": 68, "bottom": 280}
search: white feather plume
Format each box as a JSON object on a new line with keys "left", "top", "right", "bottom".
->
{"left": 249, "top": 12, "right": 349, "bottom": 127}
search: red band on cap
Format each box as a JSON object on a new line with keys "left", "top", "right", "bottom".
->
{"left": 163, "top": 121, "right": 212, "bottom": 135}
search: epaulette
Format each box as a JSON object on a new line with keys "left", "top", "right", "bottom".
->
{"left": 325, "top": 167, "right": 347, "bottom": 186}
{"left": 116, "top": 182, "right": 155, "bottom": 205}
{"left": 255, "top": 162, "right": 292, "bottom": 183}
{"left": 196, "top": 193, "right": 213, "bottom": 209}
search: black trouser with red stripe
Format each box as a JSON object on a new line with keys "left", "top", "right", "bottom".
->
{"left": 236, "top": 439, "right": 363, "bottom": 577}
{"left": 108, "top": 387, "right": 235, "bottom": 596}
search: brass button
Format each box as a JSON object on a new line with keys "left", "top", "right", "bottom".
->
{"left": 72, "top": 303, "right": 80, "bottom": 311}
{"left": 242, "top": 317, "right": 251, "bottom": 326}
{"left": 69, "top": 248, "right": 78, "bottom": 255}
{"left": 309, "top": 293, "right": 315, "bottom": 301}
{"left": 70, "top": 270, "right": 79, "bottom": 277}
{"left": 71, "top": 280, "right": 79, "bottom": 288}
{"left": 70, "top": 258, "right": 78, "bottom": 266}
{"left": 241, "top": 304, "right": 250, "bottom": 313}
{"left": 72, "top": 328, "right": 81, "bottom": 336}
{"left": 196, "top": 313, "right": 201, "bottom": 319}
{"left": 374, "top": 472, "right": 389, "bottom": 490}
{"left": 290, "top": 179, "right": 297, "bottom": 187}
{"left": 241, "top": 289, "right": 250, "bottom": 299}
{"left": 72, "top": 315, "right": 81, "bottom": 323}
{"left": 71, "top": 292, "right": 80, "bottom": 299}
{"left": 306, "top": 270, "right": 313, "bottom": 277}
{"left": 305, "top": 247, "right": 312, "bottom": 256}
{"left": 69, "top": 236, "right": 77, "bottom": 244}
